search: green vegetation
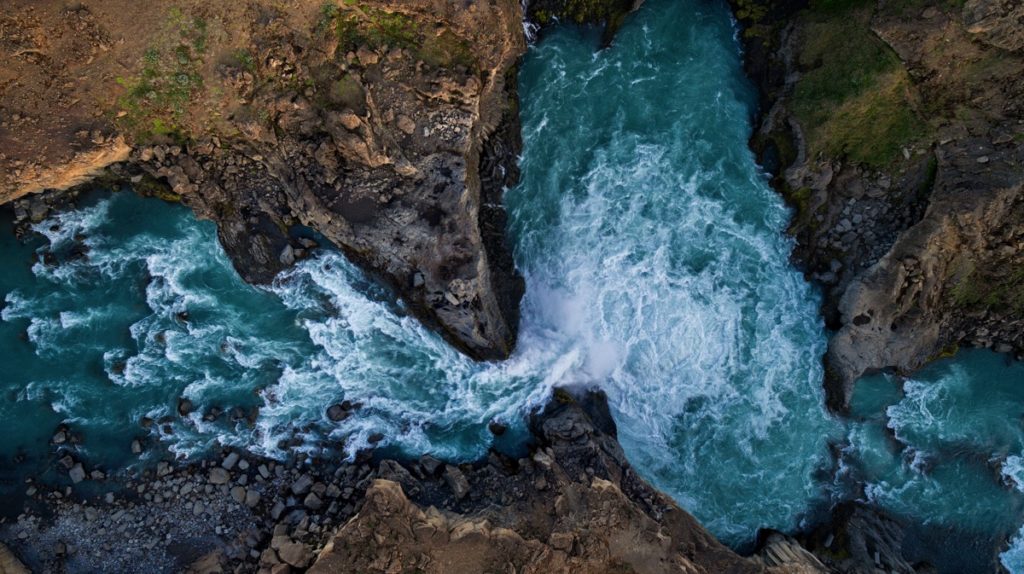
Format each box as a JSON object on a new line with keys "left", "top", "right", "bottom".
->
{"left": 419, "top": 29, "right": 475, "bottom": 70}
{"left": 319, "top": 1, "right": 475, "bottom": 70}
{"left": 949, "top": 258, "right": 1024, "bottom": 315}
{"left": 327, "top": 74, "right": 364, "bottom": 110}
{"left": 115, "top": 9, "right": 210, "bottom": 142}
{"left": 232, "top": 48, "right": 256, "bottom": 73}
{"left": 556, "top": 0, "right": 634, "bottom": 24}
{"left": 790, "top": 2, "right": 928, "bottom": 168}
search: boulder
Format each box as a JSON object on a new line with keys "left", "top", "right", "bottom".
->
{"left": 291, "top": 475, "right": 314, "bottom": 495}
{"left": 325, "top": 404, "right": 349, "bottom": 422}
{"left": 209, "top": 468, "right": 231, "bottom": 485}
{"left": 68, "top": 463, "right": 86, "bottom": 484}
{"left": 245, "top": 490, "right": 261, "bottom": 508}
{"left": 443, "top": 465, "right": 470, "bottom": 500}
{"left": 277, "top": 542, "right": 312, "bottom": 568}
{"left": 222, "top": 452, "right": 240, "bottom": 470}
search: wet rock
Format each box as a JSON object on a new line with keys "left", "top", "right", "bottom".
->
{"left": 69, "top": 463, "right": 86, "bottom": 484}
{"left": 488, "top": 420, "right": 507, "bottom": 436}
{"left": 209, "top": 468, "right": 231, "bottom": 485}
{"left": 419, "top": 455, "right": 443, "bottom": 476}
{"left": 303, "top": 492, "right": 322, "bottom": 511}
{"left": 443, "top": 465, "right": 470, "bottom": 500}
{"left": 157, "top": 461, "right": 172, "bottom": 477}
{"left": 291, "top": 475, "right": 314, "bottom": 495}
{"left": 804, "top": 503, "right": 916, "bottom": 574}
{"left": 177, "top": 398, "right": 195, "bottom": 417}
{"left": 131, "top": 439, "right": 143, "bottom": 455}
{"left": 325, "top": 404, "right": 349, "bottom": 422}
{"left": 279, "top": 244, "right": 295, "bottom": 266}
{"left": 230, "top": 486, "right": 246, "bottom": 504}
{"left": 222, "top": 452, "right": 240, "bottom": 470}
{"left": 271, "top": 500, "right": 286, "bottom": 520}
{"left": 245, "top": 490, "right": 261, "bottom": 508}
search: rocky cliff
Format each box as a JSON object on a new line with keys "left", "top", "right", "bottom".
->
{"left": 0, "top": 389, "right": 838, "bottom": 574}
{"left": 729, "top": 0, "right": 1024, "bottom": 410}
{"left": 2, "top": 0, "right": 526, "bottom": 360}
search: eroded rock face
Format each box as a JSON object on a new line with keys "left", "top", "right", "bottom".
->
{"left": 1, "top": 0, "right": 526, "bottom": 360}
{"left": 309, "top": 390, "right": 819, "bottom": 574}
{"left": 964, "top": 0, "right": 1024, "bottom": 52}
{"left": 826, "top": 142, "right": 1024, "bottom": 408}
{"left": 729, "top": 0, "right": 1024, "bottom": 410}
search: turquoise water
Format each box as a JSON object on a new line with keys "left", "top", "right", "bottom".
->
{"left": 848, "top": 351, "right": 1024, "bottom": 572}
{"left": 2, "top": 0, "right": 1024, "bottom": 569}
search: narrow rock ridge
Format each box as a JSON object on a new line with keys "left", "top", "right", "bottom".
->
{"left": 729, "top": 0, "right": 1024, "bottom": 410}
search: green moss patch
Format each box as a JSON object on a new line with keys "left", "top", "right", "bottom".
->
{"left": 950, "top": 261, "right": 1024, "bottom": 315}
{"left": 114, "top": 9, "right": 210, "bottom": 143}
{"left": 320, "top": 2, "right": 476, "bottom": 71}
{"left": 790, "top": 3, "right": 928, "bottom": 168}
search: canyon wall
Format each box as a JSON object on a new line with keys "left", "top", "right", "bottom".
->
{"left": 1, "top": 0, "right": 526, "bottom": 360}
{"left": 730, "top": 0, "right": 1024, "bottom": 410}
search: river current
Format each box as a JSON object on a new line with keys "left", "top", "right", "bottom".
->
{"left": 2, "top": 1, "right": 1023, "bottom": 571}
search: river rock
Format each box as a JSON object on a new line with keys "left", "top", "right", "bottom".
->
{"left": 245, "top": 490, "right": 261, "bottom": 508}
{"left": 69, "top": 463, "right": 86, "bottom": 484}
{"left": 443, "top": 465, "right": 470, "bottom": 500}
{"left": 277, "top": 541, "right": 312, "bottom": 568}
{"left": 209, "top": 468, "right": 230, "bottom": 485}
{"left": 222, "top": 452, "right": 240, "bottom": 470}
{"left": 291, "top": 475, "right": 313, "bottom": 495}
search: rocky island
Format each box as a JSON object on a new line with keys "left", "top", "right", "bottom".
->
{"left": 1, "top": 0, "right": 1023, "bottom": 573}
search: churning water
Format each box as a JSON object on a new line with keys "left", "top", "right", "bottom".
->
{"left": 3, "top": 0, "right": 1024, "bottom": 569}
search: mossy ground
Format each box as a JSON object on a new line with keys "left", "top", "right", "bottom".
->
{"left": 114, "top": 8, "right": 210, "bottom": 143}
{"left": 789, "top": 1, "right": 928, "bottom": 168}
{"left": 949, "top": 257, "right": 1024, "bottom": 316}
{"left": 319, "top": 1, "right": 475, "bottom": 71}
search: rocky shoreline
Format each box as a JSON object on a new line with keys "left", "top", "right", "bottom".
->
{"left": 729, "top": 0, "right": 1024, "bottom": 411}
{"left": 1, "top": 387, "right": 887, "bottom": 574}
{"left": 2, "top": 0, "right": 1023, "bottom": 572}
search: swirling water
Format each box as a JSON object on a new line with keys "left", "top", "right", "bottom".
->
{"left": 2, "top": 0, "right": 1024, "bottom": 568}
{"left": 848, "top": 351, "right": 1024, "bottom": 572}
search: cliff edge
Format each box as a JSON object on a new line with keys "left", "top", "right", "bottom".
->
{"left": 730, "top": 0, "right": 1024, "bottom": 410}
{"left": 1, "top": 0, "right": 526, "bottom": 360}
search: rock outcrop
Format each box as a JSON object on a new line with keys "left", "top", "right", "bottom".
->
{"left": 0, "top": 544, "right": 28, "bottom": 574}
{"left": 309, "top": 389, "right": 795, "bottom": 574}
{"left": 1, "top": 0, "right": 526, "bottom": 360}
{"left": 729, "top": 0, "right": 1024, "bottom": 410}
{"left": 1, "top": 389, "right": 841, "bottom": 574}
{"left": 965, "top": 0, "right": 1024, "bottom": 52}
